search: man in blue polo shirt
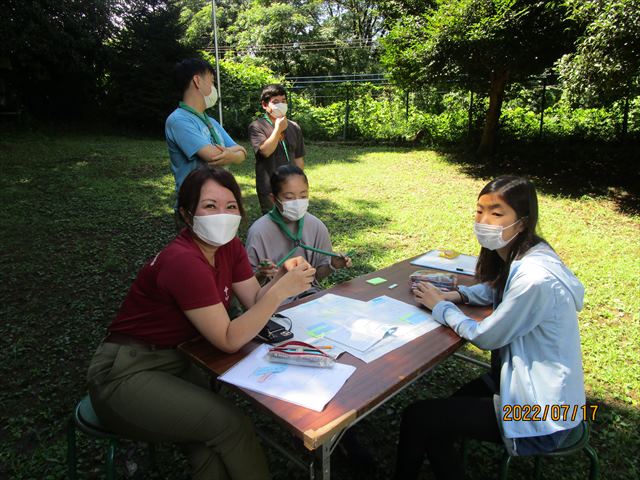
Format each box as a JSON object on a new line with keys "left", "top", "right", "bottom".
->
{"left": 165, "top": 58, "right": 247, "bottom": 198}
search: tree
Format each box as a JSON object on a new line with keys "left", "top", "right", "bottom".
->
{"left": 557, "top": 0, "right": 640, "bottom": 138}
{"left": 0, "top": 0, "right": 117, "bottom": 119}
{"left": 381, "top": 0, "right": 575, "bottom": 155}
{"left": 178, "top": 1, "right": 384, "bottom": 78}
{"left": 178, "top": 0, "right": 251, "bottom": 51}
{"left": 106, "top": 0, "right": 194, "bottom": 130}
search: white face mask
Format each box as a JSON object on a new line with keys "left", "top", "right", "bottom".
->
{"left": 269, "top": 102, "right": 288, "bottom": 118}
{"left": 279, "top": 198, "right": 308, "bottom": 221}
{"left": 473, "top": 219, "right": 522, "bottom": 251}
{"left": 202, "top": 85, "right": 218, "bottom": 109}
{"left": 192, "top": 213, "right": 240, "bottom": 246}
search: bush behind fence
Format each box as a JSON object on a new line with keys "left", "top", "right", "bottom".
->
{"left": 208, "top": 56, "right": 639, "bottom": 144}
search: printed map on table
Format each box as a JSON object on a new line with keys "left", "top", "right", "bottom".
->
{"left": 281, "top": 294, "right": 441, "bottom": 363}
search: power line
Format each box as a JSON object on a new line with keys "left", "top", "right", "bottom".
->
{"left": 207, "top": 38, "right": 377, "bottom": 49}
{"left": 285, "top": 73, "right": 390, "bottom": 88}
{"left": 203, "top": 38, "right": 378, "bottom": 54}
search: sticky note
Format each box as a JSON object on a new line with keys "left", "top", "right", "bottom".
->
{"left": 439, "top": 250, "right": 460, "bottom": 259}
{"left": 366, "top": 277, "right": 387, "bottom": 285}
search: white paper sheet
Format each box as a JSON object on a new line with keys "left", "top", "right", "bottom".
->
{"left": 218, "top": 344, "right": 356, "bottom": 412}
{"left": 410, "top": 249, "right": 478, "bottom": 275}
{"left": 280, "top": 294, "right": 441, "bottom": 363}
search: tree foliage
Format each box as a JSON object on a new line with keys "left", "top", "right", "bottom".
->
{"left": 201, "top": 53, "right": 282, "bottom": 136}
{"left": 380, "top": 0, "right": 575, "bottom": 154}
{"left": 178, "top": 1, "right": 384, "bottom": 77}
{"left": 1, "top": 0, "right": 117, "bottom": 118}
{"left": 557, "top": 0, "right": 640, "bottom": 107}
{"left": 178, "top": 0, "right": 251, "bottom": 50}
{"left": 106, "top": 0, "right": 194, "bottom": 130}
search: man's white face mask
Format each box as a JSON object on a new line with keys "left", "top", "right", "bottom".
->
{"left": 269, "top": 102, "right": 288, "bottom": 118}
{"left": 202, "top": 85, "right": 218, "bottom": 109}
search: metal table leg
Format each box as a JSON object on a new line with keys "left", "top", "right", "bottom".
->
{"left": 311, "top": 441, "right": 331, "bottom": 480}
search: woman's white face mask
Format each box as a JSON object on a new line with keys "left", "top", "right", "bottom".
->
{"left": 192, "top": 213, "right": 240, "bottom": 246}
{"left": 473, "top": 219, "right": 522, "bottom": 251}
{"left": 278, "top": 198, "right": 308, "bottom": 221}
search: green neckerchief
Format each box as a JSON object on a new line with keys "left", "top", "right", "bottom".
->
{"left": 179, "top": 101, "right": 224, "bottom": 146}
{"left": 267, "top": 207, "right": 340, "bottom": 267}
{"left": 263, "top": 114, "right": 291, "bottom": 163}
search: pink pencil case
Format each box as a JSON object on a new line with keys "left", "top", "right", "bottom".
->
{"left": 266, "top": 341, "right": 335, "bottom": 368}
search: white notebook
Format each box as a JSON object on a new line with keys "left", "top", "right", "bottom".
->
{"left": 410, "top": 249, "right": 477, "bottom": 276}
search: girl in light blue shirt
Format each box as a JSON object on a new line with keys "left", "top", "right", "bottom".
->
{"left": 394, "top": 176, "right": 586, "bottom": 480}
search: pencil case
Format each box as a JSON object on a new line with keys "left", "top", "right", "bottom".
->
{"left": 410, "top": 269, "right": 458, "bottom": 291}
{"left": 266, "top": 341, "right": 335, "bottom": 368}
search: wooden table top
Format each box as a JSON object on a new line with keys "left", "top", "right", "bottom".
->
{"left": 180, "top": 255, "right": 490, "bottom": 450}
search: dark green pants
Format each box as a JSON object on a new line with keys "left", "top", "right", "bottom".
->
{"left": 87, "top": 342, "right": 269, "bottom": 480}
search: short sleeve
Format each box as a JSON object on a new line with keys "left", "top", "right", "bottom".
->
{"left": 208, "top": 116, "right": 237, "bottom": 148}
{"left": 245, "top": 224, "right": 263, "bottom": 271}
{"left": 166, "top": 114, "right": 211, "bottom": 159}
{"left": 294, "top": 123, "right": 305, "bottom": 158}
{"left": 248, "top": 120, "right": 269, "bottom": 154}
{"left": 231, "top": 238, "right": 255, "bottom": 283}
{"left": 312, "top": 219, "right": 332, "bottom": 267}
{"left": 157, "top": 253, "right": 221, "bottom": 310}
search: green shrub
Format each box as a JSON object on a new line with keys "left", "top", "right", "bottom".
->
{"left": 208, "top": 56, "right": 639, "bottom": 145}
{"left": 201, "top": 53, "right": 282, "bottom": 137}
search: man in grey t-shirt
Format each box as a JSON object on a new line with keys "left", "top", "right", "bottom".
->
{"left": 248, "top": 84, "right": 305, "bottom": 214}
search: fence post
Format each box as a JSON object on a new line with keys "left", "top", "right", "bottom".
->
{"left": 405, "top": 90, "right": 409, "bottom": 120}
{"left": 467, "top": 91, "right": 474, "bottom": 139}
{"left": 538, "top": 75, "right": 547, "bottom": 140}
{"left": 289, "top": 89, "right": 294, "bottom": 115}
{"left": 343, "top": 84, "right": 350, "bottom": 141}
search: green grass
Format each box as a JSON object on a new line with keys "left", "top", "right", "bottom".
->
{"left": 1, "top": 132, "right": 638, "bottom": 479}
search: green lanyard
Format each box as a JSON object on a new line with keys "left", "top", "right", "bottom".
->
{"left": 263, "top": 114, "right": 291, "bottom": 163}
{"left": 267, "top": 207, "right": 342, "bottom": 267}
{"left": 179, "top": 101, "right": 224, "bottom": 146}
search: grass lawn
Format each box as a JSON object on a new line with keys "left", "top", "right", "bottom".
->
{"left": 0, "top": 131, "right": 638, "bottom": 479}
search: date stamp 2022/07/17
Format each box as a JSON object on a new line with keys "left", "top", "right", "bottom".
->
{"left": 503, "top": 404, "right": 599, "bottom": 422}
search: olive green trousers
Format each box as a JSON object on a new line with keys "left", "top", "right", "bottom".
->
{"left": 87, "top": 342, "right": 269, "bottom": 480}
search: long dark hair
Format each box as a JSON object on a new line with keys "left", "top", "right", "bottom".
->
{"left": 178, "top": 166, "right": 245, "bottom": 227}
{"left": 475, "top": 176, "right": 545, "bottom": 294}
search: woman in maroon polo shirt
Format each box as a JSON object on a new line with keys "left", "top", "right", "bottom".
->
{"left": 86, "top": 166, "right": 315, "bottom": 480}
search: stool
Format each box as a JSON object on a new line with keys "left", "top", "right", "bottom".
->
{"left": 501, "top": 422, "right": 599, "bottom": 480}
{"left": 67, "top": 395, "right": 156, "bottom": 479}
{"left": 463, "top": 422, "right": 599, "bottom": 480}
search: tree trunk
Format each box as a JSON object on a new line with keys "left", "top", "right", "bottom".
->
{"left": 477, "top": 68, "right": 510, "bottom": 157}
{"left": 621, "top": 94, "right": 629, "bottom": 142}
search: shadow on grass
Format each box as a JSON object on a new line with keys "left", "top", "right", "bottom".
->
{"left": 235, "top": 353, "right": 639, "bottom": 480}
{"left": 0, "top": 134, "right": 392, "bottom": 478}
{"left": 437, "top": 139, "right": 640, "bottom": 215}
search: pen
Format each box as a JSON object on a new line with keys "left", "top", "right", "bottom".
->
{"left": 279, "top": 348, "right": 326, "bottom": 355}
{"left": 455, "top": 268, "right": 464, "bottom": 272}
{"left": 279, "top": 347, "right": 331, "bottom": 352}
